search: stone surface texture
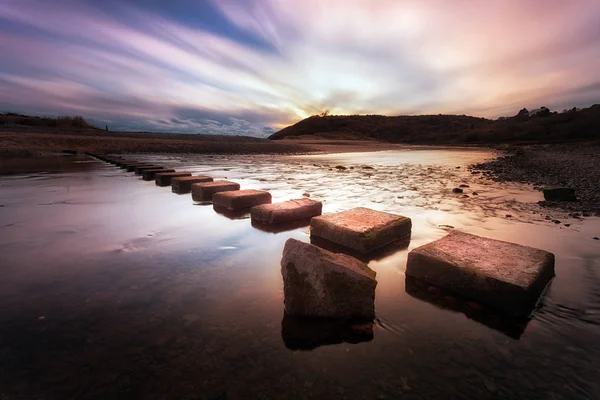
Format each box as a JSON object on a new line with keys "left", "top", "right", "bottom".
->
{"left": 171, "top": 176, "right": 213, "bottom": 193}
{"left": 281, "top": 238, "right": 377, "bottom": 319}
{"left": 155, "top": 172, "right": 192, "bottom": 186}
{"left": 310, "top": 207, "right": 412, "bottom": 254}
{"left": 191, "top": 180, "right": 240, "bottom": 201}
{"left": 212, "top": 189, "right": 271, "bottom": 210}
{"left": 406, "top": 231, "right": 555, "bottom": 315}
{"left": 251, "top": 198, "right": 322, "bottom": 224}
{"left": 142, "top": 169, "right": 175, "bottom": 180}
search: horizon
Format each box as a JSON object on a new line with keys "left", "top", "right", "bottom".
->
{"left": 1, "top": 0, "right": 600, "bottom": 136}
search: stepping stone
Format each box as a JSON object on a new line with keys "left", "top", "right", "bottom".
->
{"left": 406, "top": 231, "right": 555, "bottom": 316}
{"left": 310, "top": 207, "right": 412, "bottom": 254}
{"left": 171, "top": 176, "right": 213, "bottom": 193}
{"left": 191, "top": 180, "right": 240, "bottom": 201}
{"left": 281, "top": 238, "right": 377, "bottom": 319}
{"left": 155, "top": 172, "right": 192, "bottom": 186}
{"left": 127, "top": 164, "right": 155, "bottom": 173}
{"left": 142, "top": 168, "right": 174, "bottom": 181}
{"left": 134, "top": 165, "right": 163, "bottom": 175}
{"left": 251, "top": 198, "right": 322, "bottom": 224}
{"left": 119, "top": 162, "right": 139, "bottom": 169}
{"left": 213, "top": 189, "right": 271, "bottom": 211}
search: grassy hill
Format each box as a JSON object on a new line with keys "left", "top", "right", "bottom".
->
{"left": 269, "top": 105, "right": 600, "bottom": 144}
{"left": 0, "top": 113, "right": 96, "bottom": 129}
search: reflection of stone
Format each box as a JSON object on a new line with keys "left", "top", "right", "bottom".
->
{"left": 406, "top": 231, "right": 555, "bottom": 316}
{"left": 142, "top": 168, "right": 175, "bottom": 181}
{"left": 191, "top": 180, "right": 240, "bottom": 201}
{"left": 310, "top": 235, "right": 409, "bottom": 263}
{"left": 251, "top": 218, "right": 311, "bottom": 234}
{"left": 405, "top": 276, "right": 530, "bottom": 339}
{"left": 281, "top": 314, "right": 373, "bottom": 350}
{"left": 155, "top": 172, "right": 192, "bottom": 186}
{"left": 251, "top": 198, "right": 322, "bottom": 224}
{"left": 310, "top": 207, "right": 412, "bottom": 254}
{"left": 171, "top": 176, "right": 213, "bottom": 193}
{"left": 281, "top": 238, "right": 376, "bottom": 319}
{"left": 213, "top": 189, "right": 271, "bottom": 211}
{"left": 213, "top": 205, "right": 251, "bottom": 220}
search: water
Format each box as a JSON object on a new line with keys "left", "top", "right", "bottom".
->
{"left": 0, "top": 150, "right": 599, "bottom": 399}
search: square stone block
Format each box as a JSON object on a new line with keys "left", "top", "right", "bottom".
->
{"left": 213, "top": 189, "right": 271, "bottom": 211}
{"left": 251, "top": 198, "right": 322, "bottom": 224}
{"left": 126, "top": 164, "right": 153, "bottom": 172}
{"left": 155, "top": 172, "right": 191, "bottom": 186}
{"left": 310, "top": 207, "right": 412, "bottom": 254}
{"left": 406, "top": 231, "right": 555, "bottom": 316}
{"left": 191, "top": 180, "right": 240, "bottom": 201}
{"left": 134, "top": 165, "right": 162, "bottom": 175}
{"left": 171, "top": 176, "right": 213, "bottom": 193}
{"left": 142, "top": 169, "right": 175, "bottom": 181}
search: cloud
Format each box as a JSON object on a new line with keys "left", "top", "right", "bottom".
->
{"left": 1, "top": 0, "right": 600, "bottom": 135}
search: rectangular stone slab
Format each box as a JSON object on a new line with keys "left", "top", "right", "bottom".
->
{"left": 213, "top": 189, "right": 272, "bottom": 210}
{"left": 310, "top": 207, "right": 412, "bottom": 254}
{"left": 251, "top": 198, "right": 322, "bottom": 224}
{"left": 142, "top": 168, "right": 174, "bottom": 181}
{"left": 191, "top": 180, "right": 240, "bottom": 201}
{"left": 126, "top": 164, "right": 154, "bottom": 172}
{"left": 134, "top": 165, "right": 163, "bottom": 175}
{"left": 155, "top": 172, "right": 192, "bottom": 186}
{"left": 406, "top": 231, "right": 555, "bottom": 316}
{"left": 171, "top": 176, "right": 213, "bottom": 193}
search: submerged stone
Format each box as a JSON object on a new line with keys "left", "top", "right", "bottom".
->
{"left": 155, "top": 172, "right": 192, "bottom": 186}
{"left": 142, "top": 168, "right": 175, "bottom": 181}
{"left": 171, "top": 176, "right": 213, "bottom": 193}
{"left": 406, "top": 231, "right": 555, "bottom": 316}
{"left": 251, "top": 198, "right": 322, "bottom": 224}
{"left": 212, "top": 189, "right": 271, "bottom": 210}
{"left": 281, "top": 238, "right": 377, "bottom": 319}
{"left": 543, "top": 187, "right": 577, "bottom": 202}
{"left": 310, "top": 207, "right": 412, "bottom": 254}
{"left": 191, "top": 180, "right": 240, "bottom": 201}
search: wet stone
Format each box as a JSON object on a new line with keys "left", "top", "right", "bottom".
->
{"left": 142, "top": 168, "right": 175, "bottom": 180}
{"left": 126, "top": 164, "right": 154, "bottom": 172}
{"left": 191, "top": 180, "right": 240, "bottom": 201}
{"left": 155, "top": 172, "right": 192, "bottom": 186}
{"left": 310, "top": 207, "right": 412, "bottom": 254}
{"left": 213, "top": 189, "right": 271, "bottom": 211}
{"left": 134, "top": 165, "right": 163, "bottom": 175}
{"left": 406, "top": 231, "right": 555, "bottom": 316}
{"left": 281, "top": 238, "right": 377, "bottom": 319}
{"left": 171, "top": 176, "right": 213, "bottom": 193}
{"left": 251, "top": 198, "right": 322, "bottom": 224}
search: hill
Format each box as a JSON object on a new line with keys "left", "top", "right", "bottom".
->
{"left": 269, "top": 105, "right": 600, "bottom": 144}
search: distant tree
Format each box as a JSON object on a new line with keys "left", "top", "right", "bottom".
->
{"left": 516, "top": 108, "right": 529, "bottom": 118}
{"left": 319, "top": 110, "right": 330, "bottom": 117}
{"left": 537, "top": 106, "right": 550, "bottom": 117}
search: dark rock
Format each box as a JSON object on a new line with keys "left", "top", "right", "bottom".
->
{"left": 594, "top": 237, "right": 599, "bottom": 240}
{"left": 171, "top": 176, "right": 213, "bottom": 193}
{"left": 155, "top": 172, "right": 192, "bottom": 186}
{"left": 459, "top": 184, "right": 470, "bottom": 188}
{"left": 472, "top": 192, "right": 479, "bottom": 195}
{"left": 335, "top": 165, "right": 347, "bottom": 171}
{"left": 142, "top": 169, "right": 175, "bottom": 181}
{"left": 452, "top": 188, "right": 463, "bottom": 194}
{"left": 542, "top": 187, "right": 577, "bottom": 202}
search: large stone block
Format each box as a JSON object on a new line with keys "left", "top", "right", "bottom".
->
{"left": 134, "top": 165, "right": 163, "bottom": 175}
{"left": 310, "top": 207, "right": 412, "bottom": 254}
{"left": 142, "top": 168, "right": 175, "bottom": 181}
{"left": 191, "top": 180, "right": 240, "bottom": 201}
{"left": 171, "top": 176, "right": 213, "bottom": 193}
{"left": 212, "top": 189, "right": 271, "bottom": 210}
{"left": 251, "top": 198, "right": 322, "bottom": 224}
{"left": 155, "top": 172, "right": 192, "bottom": 186}
{"left": 126, "top": 164, "right": 154, "bottom": 172}
{"left": 406, "top": 231, "right": 555, "bottom": 316}
{"left": 281, "top": 238, "right": 377, "bottom": 319}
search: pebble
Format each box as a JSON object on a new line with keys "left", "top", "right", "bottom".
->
{"left": 335, "top": 165, "right": 347, "bottom": 170}
{"left": 302, "top": 192, "right": 310, "bottom": 197}
{"left": 452, "top": 188, "right": 463, "bottom": 194}
{"left": 472, "top": 191, "right": 479, "bottom": 195}
{"left": 594, "top": 237, "right": 599, "bottom": 240}
{"left": 459, "top": 184, "right": 470, "bottom": 188}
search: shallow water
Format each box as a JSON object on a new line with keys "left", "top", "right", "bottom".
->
{"left": 1, "top": 150, "right": 599, "bottom": 400}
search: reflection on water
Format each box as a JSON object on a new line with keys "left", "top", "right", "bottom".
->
{"left": 1, "top": 149, "right": 599, "bottom": 399}
{"left": 281, "top": 314, "right": 373, "bottom": 350}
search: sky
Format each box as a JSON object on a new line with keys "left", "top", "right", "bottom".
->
{"left": 1, "top": 0, "right": 600, "bottom": 136}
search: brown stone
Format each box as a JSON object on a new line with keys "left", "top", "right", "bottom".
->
{"left": 126, "top": 164, "right": 154, "bottom": 172}
{"left": 155, "top": 172, "right": 192, "bottom": 186}
{"left": 142, "top": 169, "right": 175, "bottom": 181}
{"left": 213, "top": 189, "right": 271, "bottom": 210}
{"left": 171, "top": 176, "right": 213, "bottom": 193}
{"left": 406, "top": 231, "right": 555, "bottom": 316}
{"left": 281, "top": 238, "right": 377, "bottom": 319}
{"left": 191, "top": 180, "right": 240, "bottom": 201}
{"left": 251, "top": 198, "right": 322, "bottom": 224}
{"left": 310, "top": 207, "right": 412, "bottom": 254}
{"left": 134, "top": 165, "right": 163, "bottom": 175}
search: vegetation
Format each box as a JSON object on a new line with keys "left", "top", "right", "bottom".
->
{"left": 270, "top": 104, "right": 600, "bottom": 144}
{"left": 0, "top": 113, "right": 95, "bottom": 129}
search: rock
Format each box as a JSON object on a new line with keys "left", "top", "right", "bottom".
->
{"left": 251, "top": 198, "right": 322, "bottom": 224}
{"left": 564, "top": 223, "right": 571, "bottom": 227}
{"left": 552, "top": 220, "right": 561, "bottom": 224}
{"left": 406, "top": 231, "right": 555, "bottom": 316}
{"left": 459, "top": 184, "right": 470, "bottom": 188}
{"left": 361, "top": 166, "right": 374, "bottom": 170}
{"left": 594, "top": 237, "right": 599, "bottom": 240}
{"left": 155, "top": 172, "right": 192, "bottom": 186}
{"left": 142, "top": 168, "right": 175, "bottom": 181}
{"left": 126, "top": 164, "right": 154, "bottom": 172}
{"left": 543, "top": 187, "right": 577, "bottom": 202}
{"left": 302, "top": 192, "right": 310, "bottom": 197}
{"left": 472, "top": 192, "right": 479, "bottom": 196}
{"left": 310, "top": 207, "right": 412, "bottom": 254}
{"left": 134, "top": 165, "right": 162, "bottom": 175}
{"left": 281, "top": 238, "right": 377, "bottom": 319}
{"left": 452, "top": 188, "right": 463, "bottom": 193}
{"left": 191, "top": 180, "right": 240, "bottom": 201}
{"left": 213, "top": 189, "right": 271, "bottom": 211}
{"left": 461, "top": 194, "right": 470, "bottom": 198}
{"left": 335, "top": 165, "right": 347, "bottom": 170}
{"left": 171, "top": 176, "right": 213, "bottom": 193}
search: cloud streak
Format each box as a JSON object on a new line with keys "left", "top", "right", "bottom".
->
{"left": 1, "top": 0, "right": 599, "bottom": 135}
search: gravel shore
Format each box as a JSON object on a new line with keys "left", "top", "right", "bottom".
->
{"left": 472, "top": 143, "right": 600, "bottom": 216}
